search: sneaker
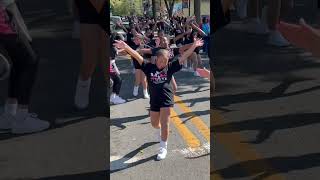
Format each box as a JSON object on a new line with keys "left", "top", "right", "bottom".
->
{"left": 74, "top": 79, "right": 91, "bottom": 110}
{"left": 0, "top": 112, "right": 14, "bottom": 130}
{"left": 12, "top": 112, "right": 50, "bottom": 134}
{"left": 157, "top": 147, "right": 168, "bottom": 160}
{"left": 133, "top": 86, "right": 139, "bottom": 97}
{"left": 143, "top": 90, "right": 150, "bottom": 99}
{"left": 194, "top": 71, "right": 200, "bottom": 77}
{"left": 267, "top": 31, "right": 290, "bottom": 47}
{"left": 110, "top": 95, "right": 126, "bottom": 105}
{"left": 188, "top": 67, "right": 194, "bottom": 72}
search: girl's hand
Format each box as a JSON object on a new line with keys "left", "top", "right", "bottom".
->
{"left": 113, "top": 40, "right": 128, "bottom": 50}
{"left": 193, "top": 38, "right": 204, "bottom": 47}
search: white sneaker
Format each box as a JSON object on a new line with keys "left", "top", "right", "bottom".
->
{"left": 188, "top": 67, "right": 193, "bottom": 72}
{"left": 194, "top": 71, "right": 200, "bottom": 77}
{"left": 143, "top": 90, "right": 150, "bottom": 99}
{"left": 267, "top": 31, "right": 290, "bottom": 47}
{"left": 12, "top": 112, "right": 50, "bottom": 134}
{"left": 110, "top": 95, "right": 126, "bottom": 105}
{"left": 243, "top": 18, "right": 269, "bottom": 35}
{"left": 133, "top": 86, "right": 139, "bottom": 97}
{"left": 74, "top": 79, "right": 91, "bottom": 110}
{"left": 0, "top": 112, "right": 14, "bottom": 130}
{"left": 157, "top": 147, "right": 168, "bottom": 160}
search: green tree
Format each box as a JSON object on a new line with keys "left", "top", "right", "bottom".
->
{"left": 110, "top": 0, "right": 130, "bottom": 16}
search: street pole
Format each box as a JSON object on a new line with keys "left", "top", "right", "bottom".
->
{"left": 160, "top": 0, "right": 161, "bottom": 16}
{"left": 194, "top": 0, "right": 200, "bottom": 23}
{"left": 188, "top": 0, "right": 190, "bottom": 16}
{"left": 152, "top": 0, "right": 156, "bottom": 19}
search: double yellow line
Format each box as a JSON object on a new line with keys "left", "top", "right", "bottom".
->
{"left": 169, "top": 95, "right": 285, "bottom": 179}
{"left": 170, "top": 96, "right": 210, "bottom": 148}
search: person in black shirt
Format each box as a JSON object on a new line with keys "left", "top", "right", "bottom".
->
{"left": 113, "top": 38, "right": 204, "bottom": 160}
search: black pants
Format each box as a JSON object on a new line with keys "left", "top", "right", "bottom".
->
{"left": 110, "top": 73, "right": 122, "bottom": 95}
{"left": 0, "top": 34, "right": 39, "bottom": 105}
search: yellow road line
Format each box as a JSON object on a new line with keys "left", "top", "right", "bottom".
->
{"left": 175, "top": 96, "right": 210, "bottom": 142}
{"left": 171, "top": 109, "right": 201, "bottom": 148}
{"left": 212, "top": 109, "right": 286, "bottom": 180}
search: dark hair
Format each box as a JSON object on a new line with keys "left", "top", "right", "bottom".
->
{"left": 202, "top": 17, "right": 207, "bottom": 23}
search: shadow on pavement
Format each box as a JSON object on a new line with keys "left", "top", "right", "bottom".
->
{"left": 34, "top": 170, "right": 107, "bottom": 180}
{"left": 175, "top": 96, "right": 210, "bottom": 107}
{"left": 213, "top": 153, "right": 320, "bottom": 179}
{"left": 110, "top": 142, "right": 158, "bottom": 174}
{"left": 213, "top": 113, "right": 320, "bottom": 144}
{"left": 176, "top": 109, "right": 210, "bottom": 124}
{"left": 212, "top": 77, "right": 319, "bottom": 108}
{"left": 111, "top": 114, "right": 150, "bottom": 130}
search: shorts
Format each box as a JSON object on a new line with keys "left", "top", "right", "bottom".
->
{"left": 132, "top": 58, "right": 141, "bottom": 69}
{"left": 150, "top": 104, "right": 173, "bottom": 112}
{"left": 74, "top": 0, "right": 108, "bottom": 32}
{"left": 149, "top": 94, "right": 174, "bottom": 112}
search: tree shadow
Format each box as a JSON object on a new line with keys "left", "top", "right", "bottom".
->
{"left": 213, "top": 153, "right": 320, "bottom": 179}
{"left": 110, "top": 142, "right": 158, "bottom": 174}
{"left": 175, "top": 97, "right": 210, "bottom": 107}
{"left": 213, "top": 113, "right": 320, "bottom": 144}
{"left": 178, "top": 110, "right": 210, "bottom": 124}
{"left": 213, "top": 77, "right": 319, "bottom": 108}
{"left": 111, "top": 114, "right": 150, "bottom": 130}
{"left": 34, "top": 170, "right": 107, "bottom": 180}
{"left": 175, "top": 86, "right": 209, "bottom": 96}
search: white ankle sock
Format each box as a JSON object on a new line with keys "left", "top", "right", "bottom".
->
{"left": 4, "top": 103, "right": 17, "bottom": 115}
{"left": 160, "top": 140, "right": 167, "bottom": 149}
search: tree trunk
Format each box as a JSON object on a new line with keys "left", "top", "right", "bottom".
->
{"left": 152, "top": 0, "right": 157, "bottom": 19}
{"left": 194, "top": 0, "right": 201, "bottom": 23}
{"left": 164, "top": 0, "right": 175, "bottom": 18}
